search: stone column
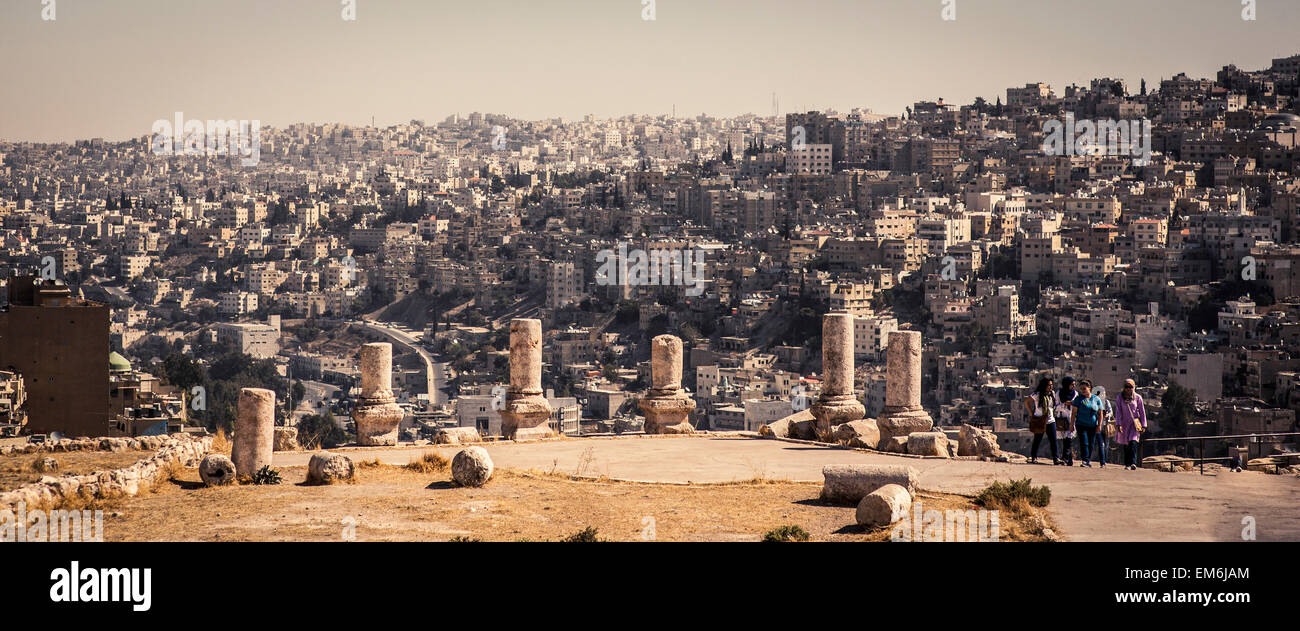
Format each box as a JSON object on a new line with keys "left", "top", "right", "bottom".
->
{"left": 352, "top": 342, "right": 405, "bottom": 446}
{"left": 361, "top": 342, "right": 394, "bottom": 399}
{"left": 810, "top": 313, "right": 865, "bottom": 432}
{"left": 232, "top": 387, "right": 275, "bottom": 479}
{"left": 639, "top": 335, "right": 697, "bottom": 434}
{"left": 878, "top": 331, "right": 933, "bottom": 440}
{"left": 500, "top": 319, "right": 554, "bottom": 440}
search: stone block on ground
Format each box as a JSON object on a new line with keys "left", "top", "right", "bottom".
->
{"left": 1246, "top": 458, "right": 1278, "bottom": 474}
{"left": 759, "top": 416, "right": 793, "bottom": 438}
{"left": 908, "top": 432, "right": 951, "bottom": 458}
{"left": 820, "top": 464, "right": 919, "bottom": 505}
{"left": 958, "top": 424, "right": 1002, "bottom": 457}
{"left": 1143, "top": 454, "right": 1187, "bottom": 472}
{"left": 785, "top": 411, "right": 819, "bottom": 440}
{"left": 273, "top": 427, "right": 300, "bottom": 452}
{"left": 883, "top": 435, "right": 910, "bottom": 453}
{"left": 856, "top": 484, "right": 913, "bottom": 528}
{"left": 451, "top": 447, "right": 494, "bottom": 487}
{"left": 307, "top": 453, "right": 356, "bottom": 485}
{"left": 833, "top": 419, "right": 881, "bottom": 449}
{"left": 878, "top": 413, "right": 935, "bottom": 441}
{"left": 435, "top": 427, "right": 483, "bottom": 445}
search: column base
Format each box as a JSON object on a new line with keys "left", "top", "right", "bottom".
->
{"left": 811, "top": 395, "right": 866, "bottom": 432}
{"left": 353, "top": 401, "right": 405, "bottom": 446}
{"left": 878, "top": 408, "right": 934, "bottom": 441}
{"left": 501, "top": 395, "right": 553, "bottom": 440}
{"left": 640, "top": 394, "right": 697, "bottom": 435}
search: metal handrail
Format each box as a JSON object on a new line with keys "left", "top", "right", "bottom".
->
{"left": 1138, "top": 432, "right": 1300, "bottom": 475}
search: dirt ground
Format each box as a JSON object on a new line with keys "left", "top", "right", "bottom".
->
{"left": 92, "top": 458, "right": 1053, "bottom": 542}
{"left": 0, "top": 450, "right": 152, "bottom": 492}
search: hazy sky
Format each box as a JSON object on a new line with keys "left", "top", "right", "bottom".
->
{"left": 1, "top": 0, "right": 1298, "bottom": 142}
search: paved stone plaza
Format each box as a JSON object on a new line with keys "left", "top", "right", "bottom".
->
{"left": 274, "top": 435, "right": 1300, "bottom": 542}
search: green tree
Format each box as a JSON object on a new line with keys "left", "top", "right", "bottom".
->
{"left": 298, "top": 412, "right": 348, "bottom": 449}
{"left": 1159, "top": 382, "right": 1197, "bottom": 438}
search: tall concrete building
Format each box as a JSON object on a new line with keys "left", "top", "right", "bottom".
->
{"left": 0, "top": 276, "right": 113, "bottom": 437}
{"left": 546, "top": 260, "right": 583, "bottom": 310}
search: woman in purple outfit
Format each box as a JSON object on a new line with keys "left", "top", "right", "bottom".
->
{"left": 1114, "top": 379, "right": 1147, "bottom": 470}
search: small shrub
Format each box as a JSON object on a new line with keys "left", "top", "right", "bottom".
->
{"left": 762, "top": 525, "right": 811, "bottom": 542}
{"left": 448, "top": 535, "right": 482, "bottom": 542}
{"left": 975, "top": 478, "right": 1051, "bottom": 511}
{"left": 405, "top": 451, "right": 450, "bottom": 473}
{"left": 356, "top": 458, "right": 384, "bottom": 469}
{"left": 250, "top": 465, "right": 282, "bottom": 485}
{"left": 561, "top": 527, "right": 601, "bottom": 542}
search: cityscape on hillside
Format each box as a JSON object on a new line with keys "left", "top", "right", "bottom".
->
{"left": 4, "top": 53, "right": 1298, "bottom": 455}
{"left": 1, "top": 2, "right": 1299, "bottom": 552}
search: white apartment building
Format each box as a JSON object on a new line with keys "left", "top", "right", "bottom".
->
{"left": 788, "top": 144, "right": 833, "bottom": 175}
{"left": 853, "top": 315, "right": 898, "bottom": 360}
{"left": 214, "top": 322, "right": 280, "bottom": 359}
{"left": 119, "top": 254, "right": 152, "bottom": 281}
{"left": 546, "top": 260, "right": 584, "bottom": 310}
{"left": 220, "top": 291, "right": 259, "bottom": 315}
{"left": 212, "top": 206, "right": 249, "bottom": 229}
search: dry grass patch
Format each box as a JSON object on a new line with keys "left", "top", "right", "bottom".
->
{"left": 91, "top": 465, "right": 1057, "bottom": 542}
{"left": 403, "top": 451, "right": 449, "bottom": 473}
{"left": 211, "top": 430, "right": 232, "bottom": 455}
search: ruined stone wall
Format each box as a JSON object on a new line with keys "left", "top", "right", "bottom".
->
{"left": 0, "top": 434, "right": 213, "bottom": 512}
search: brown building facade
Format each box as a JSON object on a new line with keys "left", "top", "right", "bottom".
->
{"left": 0, "top": 276, "right": 113, "bottom": 437}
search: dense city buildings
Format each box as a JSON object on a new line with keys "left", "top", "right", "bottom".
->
{"left": 1, "top": 51, "right": 1298, "bottom": 454}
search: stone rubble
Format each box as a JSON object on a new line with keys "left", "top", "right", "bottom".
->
{"left": 0, "top": 434, "right": 214, "bottom": 513}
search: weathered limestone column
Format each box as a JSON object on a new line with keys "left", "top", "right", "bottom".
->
{"left": 352, "top": 342, "right": 405, "bottom": 446}
{"left": 500, "top": 319, "right": 554, "bottom": 440}
{"left": 878, "top": 330, "right": 934, "bottom": 440}
{"left": 639, "top": 335, "right": 697, "bottom": 434}
{"left": 810, "top": 313, "right": 865, "bottom": 432}
{"left": 232, "top": 387, "right": 275, "bottom": 479}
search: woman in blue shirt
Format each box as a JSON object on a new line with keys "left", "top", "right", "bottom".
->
{"left": 1070, "top": 380, "right": 1105, "bottom": 468}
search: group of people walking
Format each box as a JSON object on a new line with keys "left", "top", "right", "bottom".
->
{"left": 1023, "top": 376, "right": 1149, "bottom": 469}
